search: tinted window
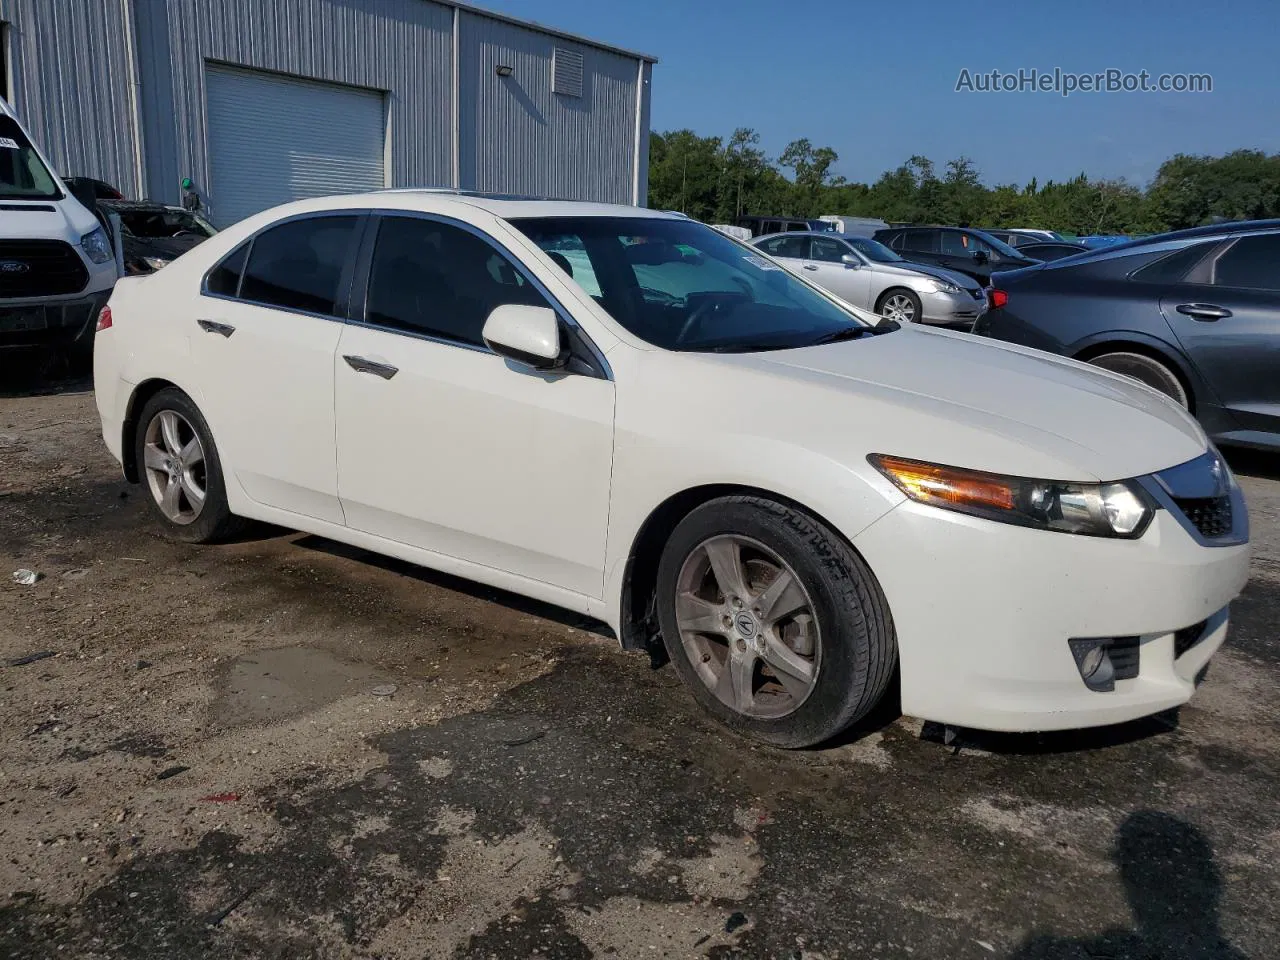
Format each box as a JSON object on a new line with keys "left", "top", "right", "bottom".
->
{"left": 365, "top": 216, "right": 549, "bottom": 347}
{"left": 1213, "top": 234, "right": 1280, "bottom": 290}
{"left": 240, "top": 216, "right": 358, "bottom": 315}
{"left": 902, "top": 229, "right": 939, "bottom": 253}
{"left": 1130, "top": 242, "right": 1218, "bottom": 284}
{"left": 759, "top": 235, "right": 809, "bottom": 259}
{"left": 206, "top": 242, "right": 248, "bottom": 296}
{"left": 810, "top": 237, "right": 849, "bottom": 263}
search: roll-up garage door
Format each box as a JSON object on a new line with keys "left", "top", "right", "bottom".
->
{"left": 205, "top": 65, "right": 386, "bottom": 228}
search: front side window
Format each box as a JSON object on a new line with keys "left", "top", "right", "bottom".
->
{"left": 758, "top": 235, "right": 808, "bottom": 259}
{"left": 0, "top": 116, "right": 61, "bottom": 200}
{"left": 364, "top": 216, "right": 549, "bottom": 347}
{"left": 1212, "top": 234, "right": 1280, "bottom": 291}
{"left": 512, "top": 216, "right": 877, "bottom": 353}
{"left": 240, "top": 216, "right": 359, "bottom": 316}
{"left": 810, "top": 237, "right": 849, "bottom": 263}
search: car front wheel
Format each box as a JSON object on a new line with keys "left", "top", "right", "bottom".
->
{"left": 877, "top": 288, "right": 922, "bottom": 324}
{"left": 134, "top": 387, "right": 245, "bottom": 543}
{"left": 655, "top": 496, "right": 897, "bottom": 748}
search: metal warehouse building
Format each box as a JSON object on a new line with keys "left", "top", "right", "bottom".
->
{"left": 0, "top": 0, "right": 654, "bottom": 225}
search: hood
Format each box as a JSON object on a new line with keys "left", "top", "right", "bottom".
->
{"left": 879, "top": 260, "right": 981, "bottom": 290}
{"left": 0, "top": 197, "right": 101, "bottom": 243}
{"left": 704, "top": 325, "right": 1207, "bottom": 482}
{"left": 123, "top": 232, "right": 208, "bottom": 262}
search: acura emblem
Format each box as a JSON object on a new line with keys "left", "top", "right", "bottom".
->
{"left": 0, "top": 260, "right": 29, "bottom": 274}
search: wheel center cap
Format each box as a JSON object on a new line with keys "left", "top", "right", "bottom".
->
{"left": 734, "top": 611, "right": 758, "bottom": 639}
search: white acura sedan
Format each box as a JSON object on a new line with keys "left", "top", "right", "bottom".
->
{"left": 93, "top": 192, "right": 1250, "bottom": 748}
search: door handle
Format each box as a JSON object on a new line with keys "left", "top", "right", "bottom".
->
{"left": 343, "top": 355, "right": 398, "bottom": 380}
{"left": 802, "top": 263, "right": 819, "bottom": 271}
{"left": 1176, "top": 303, "right": 1232, "bottom": 321}
{"left": 196, "top": 318, "right": 235, "bottom": 338}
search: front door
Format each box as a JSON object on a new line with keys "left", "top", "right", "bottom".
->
{"left": 333, "top": 214, "right": 616, "bottom": 598}
{"left": 190, "top": 214, "right": 362, "bottom": 524}
{"left": 805, "top": 235, "right": 873, "bottom": 308}
{"left": 1161, "top": 232, "right": 1280, "bottom": 435}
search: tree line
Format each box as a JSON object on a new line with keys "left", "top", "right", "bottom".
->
{"left": 647, "top": 128, "right": 1280, "bottom": 235}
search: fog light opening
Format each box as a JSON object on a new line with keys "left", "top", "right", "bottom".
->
{"left": 1069, "top": 638, "right": 1117, "bottom": 692}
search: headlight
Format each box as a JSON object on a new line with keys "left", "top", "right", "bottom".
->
{"left": 869, "top": 454, "right": 1155, "bottom": 538}
{"left": 80, "top": 227, "right": 113, "bottom": 264}
{"left": 923, "top": 279, "right": 961, "bottom": 294}
{"left": 142, "top": 256, "right": 172, "bottom": 272}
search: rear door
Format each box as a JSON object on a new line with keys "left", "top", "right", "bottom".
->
{"left": 191, "top": 213, "right": 362, "bottom": 523}
{"left": 1160, "top": 231, "right": 1280, "bottom": 434}
{"left": 804, "top": 235, "right": 873, "bottom": 307}
{"left": 755, "top": 234, "right": 809, "bottom": 274}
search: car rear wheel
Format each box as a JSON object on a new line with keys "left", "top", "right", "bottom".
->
{"left": 1086, "top": 351, "right": 1189, "bottom": 408}
{"left": 655, "top": 496, "right": 896, "bottom": 748}
{"left": 877, "top": 288, "right": 921, "bottom": 324}
{"left": 134, "top": 387, "right": 246, "bottom": 543}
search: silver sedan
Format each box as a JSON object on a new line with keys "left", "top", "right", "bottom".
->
{"left": 753, "top": 232, "right": 988, "bottom": 326}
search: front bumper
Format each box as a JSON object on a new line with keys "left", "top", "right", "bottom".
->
{"left": 854, "top": 501, "right": 1251, "bottom": 732}
{"left": 920, "top": 288, "right": 987, "bottom": 327}
{"left": 0, "top": 291, "right": 111, "bottom": 349}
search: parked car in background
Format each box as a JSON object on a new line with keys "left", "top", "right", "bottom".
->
{"left": 985, "top": 228, "right": 1065, "bottom": 247}
{"left": 1015, "top": 240, "right": 1090, "bottom": 262}
{"left": 0, "top": 99, "right": 118, "bottom": 364}
{"left": 975, "top": 220, "right": 1280, "bottom": 451}
{"left": 818, "top": 215, "right": 888, "bottom": 238}
{"left": 709, "top": 224, "right": 752, "bottom": 242}
{"left": 61, "top": 176, "right": 125, "bottom": 203}
{"left": 873, "top": 225, "right": 1040, "bottom": 285}
{"left": 733, "top": 215, "right": 834, "bottom": 237}
{"left": 100, "top": 200, "right": 218, "bottom": 275}
{"left": 1078, "top": 235, "right": 1133, "bottom": 249}
{"left": 753, "top": 231, "right": 987, "bottom": 326}
{"left": 94, "top": 191, "right": 1249, "bottom": 748}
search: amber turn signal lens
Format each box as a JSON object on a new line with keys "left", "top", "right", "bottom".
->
{"left": 870, "top": 455, "right": 1016, "bottom": 511}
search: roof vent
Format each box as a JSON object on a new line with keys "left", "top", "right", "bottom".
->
{"left": 552, "top": 47, "right": 584, "bottom": 98}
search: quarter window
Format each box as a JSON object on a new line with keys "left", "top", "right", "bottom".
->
{"left": 1129, "top": 242, "right": 1218, "bottom": 284}
{"left": 1212, "top": 234, "right": 1280, "bottom": 291}
{"left": 239, "top": 216, "right": 359, "bottom": 316}
{"left": 205, "top": 242, "right": 248, "bottom": 297}
{"left": 364, "top": 216, "right": 550, "bottom": 348}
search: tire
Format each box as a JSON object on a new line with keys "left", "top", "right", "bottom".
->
{"left": 876, "top": 287, "right": 922, "bottom": 324}
{"left": 655, "top": 496, "right": 896, "bottom": 748}
{"left": 133, "top": 387, "right": 246, "bottom": 543}
{"left": 1086, "top": 351, "right": 1189, "bottom": 408}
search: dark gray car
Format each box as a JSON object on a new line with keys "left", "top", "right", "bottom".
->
{"left": 974, "top": 220, "right": 1280, "bottom": 451}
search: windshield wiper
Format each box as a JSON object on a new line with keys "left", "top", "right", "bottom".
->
{"left": 808, "top": 318, "right": 899, "bottom": 346}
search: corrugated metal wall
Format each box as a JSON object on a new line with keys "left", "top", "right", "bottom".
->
{"left": 0, "top": 0, "right": 143, "bottom": 196}
{"left": 138, "top": 0, "right": 453, "bottom": 208}
{"left": 458, "top": 11, "right": 639, "bottom": 204}
{"left": 0, "top": 0, "right": 651, "bottom": 210}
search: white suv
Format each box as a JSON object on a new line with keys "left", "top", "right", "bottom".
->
{"left": 93, "top": 191, "right": 1250, "bottom": 747}
{"left": 0, "top": 99, "right": 118, "bottom": 361}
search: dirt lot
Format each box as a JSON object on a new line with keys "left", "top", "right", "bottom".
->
{"left": 1, "top": 372, "right": 1277, "bottom": 960}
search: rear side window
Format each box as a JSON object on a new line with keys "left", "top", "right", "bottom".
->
{"left": 364, "top": 216, "right": 549, "bottom": 348}
{"left": 240, "top": 216, "right": 359, "bottom": 316}
{"left": 903, "top": 229, "right": 940, "bottom": 253}
{"left": 205, "top": 242, "right": 248, "bottom": 296}
{"left": 1129, "top": 241, "right": 1218, "bottom": 284}
{"left": 1212, "top": 234, "right": 1280, "bottom": 290}
{"left": 759, "top": 235, "right": 808, "bottom": 259}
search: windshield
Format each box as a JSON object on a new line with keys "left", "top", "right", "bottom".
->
{"left": 844, "top": 236, "right": 903, "bottom": 263}
{"left": 0, "top": 117, "right": 62, "bottom": 201}
{"left": 511, "top": 216, "right": 877, "bottom": 352}
{"left": 116, "top": 207, "right": 217, "bottom": 239}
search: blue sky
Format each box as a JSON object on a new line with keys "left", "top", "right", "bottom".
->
{"left": 477, "top": 0, "right": 1280, "bottom": 189}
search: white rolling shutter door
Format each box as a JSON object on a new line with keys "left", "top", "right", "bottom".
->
{"left": 205, "top": 65, "right": 386, "bottom": 227}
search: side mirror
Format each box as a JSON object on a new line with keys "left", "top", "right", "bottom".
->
{"left": 482, "top": 304, "right": 564, "bottom": 370}
{"left": 840, "top": 254, "right": 861, "bottom": 269}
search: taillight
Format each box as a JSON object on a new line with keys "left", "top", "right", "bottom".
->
{"left": 96, "top": 305, "right": 113, "bottom": 332}
{"left": 989, "top": 289, "right": 1008, "bottom": 310}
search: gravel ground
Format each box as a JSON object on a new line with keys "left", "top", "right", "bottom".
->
{"left": 0, "top": 371, "right": 1277, "bottom": 959}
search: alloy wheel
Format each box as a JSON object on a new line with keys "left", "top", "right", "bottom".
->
{"left": 142, "top": 410, "right": 207, "bottom": 525}
{"left": 674, "top": 535, "right": 821, "bottom": 719}
{"left": 881, "top": 294, "right": 916, "bottom": 323}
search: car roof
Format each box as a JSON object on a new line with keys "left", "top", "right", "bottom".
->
{"left": 753, "top": 231, "right": 848, "bottom": 241}
{"left": 242, "top": 189, "right": 683, "bottom": 222}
